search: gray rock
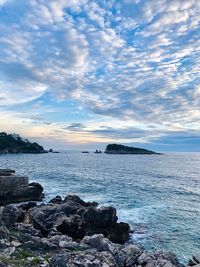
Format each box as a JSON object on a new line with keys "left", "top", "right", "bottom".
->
{"left": 2, "top": 205, "right": 25, "bottom": 227}
{"left": 29, "top": 195, "right": 130, "bottom": 244}
{"left": 138, "top": 251, "right": 180, "bottom": 267}
{"left": 116, "top": 244, "right": 142, "bottom": 267}
{"left": 21, "top": 236, "right": 58, "bottom": 253}
{"left": 49, "top": 251, "right": 118, "bottom": 267}
{"left": 81, "top": 234, "right": 118, "bottom": 253}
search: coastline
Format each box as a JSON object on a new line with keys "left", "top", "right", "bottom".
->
{"left": 0, "top": 153, "right": 199, "bottom": 265}
{"left": 0, "top": 191, "right": 198, "bottom": 267}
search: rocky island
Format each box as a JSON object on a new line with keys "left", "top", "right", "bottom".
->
{"left": 105, "top": 144, "right": 158, "bottom": 154}
{"left": 0, "top": 132, "right": 47, "bottom": 154}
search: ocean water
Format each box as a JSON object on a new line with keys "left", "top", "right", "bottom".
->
{"left": 0, "top": 152, "right": 200, "bottom": 263}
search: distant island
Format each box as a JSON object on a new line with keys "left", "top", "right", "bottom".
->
{"left": 0, "top": 132, "right": 47, "bottom": 154}
{"left": 105, "top": 144, "right": 158, "bottom": 154}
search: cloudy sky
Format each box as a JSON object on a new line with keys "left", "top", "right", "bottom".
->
{"left": 0, "top": 0, "right": 200, "bottom": 151}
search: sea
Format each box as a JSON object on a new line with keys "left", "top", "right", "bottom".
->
{"left": 0, "top": 151, "right": 200, "bottom": 263}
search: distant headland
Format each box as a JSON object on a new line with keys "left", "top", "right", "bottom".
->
{"left": 105, "top": 144, "right": 158, "bottom": 154}
{"left": 0, "top": 132, "right": 47, "bottom": 154}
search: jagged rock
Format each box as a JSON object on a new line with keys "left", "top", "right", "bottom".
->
{"left": 0, "top": 238, "right": 15, "bottom": 256}
{"left": 49, "top": 251, "right": 118, "bottom": 267}
{"left": 115, "top": 244, "right": 142, "bottom": 267}
{"left": 29, "top": 195, "right": 130, "bottom": 244}
{"left": 21, "top": 236, "right": 58, "bottom": 253}
{"left": 145, "top": 259, "right": 174, "bottom": 267}
{"left": 108, "top": 222, "right": 130, "bottom": 244}
{"left": 56, "top": 215, "right": 85, "bottom": 239}
{"left": 2, "top": 205, "right": 25, "bottom": 227}
{"left": 0, "top": 226, "right": 9, "bottom": 239}
{"left": 49, "top": 196, "right": 63, "bottom": 204}
{"left": 81, "top": 234, "right": 118, "bottom": 253}
{"left": 138, "top": 251, "right": 181, "bottom": 267}
{"left": 18, "top": 201, "right": 37, "bottom": 210}
{"left": 11, "top": 223, "right": 42, "bottom": 243}
{"left": 64, "top": 195, "right": 98, "bottom": 207}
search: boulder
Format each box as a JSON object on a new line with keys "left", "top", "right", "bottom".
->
{"left": 2, "top": 205, "right": 25, "bottom": 227}
{"left": 49, "top": 251, "right": 118, "bottom": 267}
{"left": 29, "top": 195, "right": 130, "bottom": 244}
{"left": 108, "top": 222, "right": 130, "bottom": 244}
{"left": 49, "top": 196, "right": 63, "bottom": 204}
{"left": 115, "top": 244, "right": 142, "bottom": 267}
{"left": 138, "top": 251, "right": 181, "bottom": 267}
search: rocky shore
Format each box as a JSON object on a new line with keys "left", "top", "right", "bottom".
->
{"left": 0, "top": 170, "right": 199, "bottom": 267}
{"left": 0, "top": 194, "right": 199, "bottom": 267}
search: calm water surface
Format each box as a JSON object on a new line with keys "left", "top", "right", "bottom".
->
{"left": 0, "top": 152, "right": 200, "bottom": 263}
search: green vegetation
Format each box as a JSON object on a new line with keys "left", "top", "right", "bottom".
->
{"left": 0, "top": 249, "right": 42, "bottom": 267}
{"left": 105, "top": 144, "right": 158, "bottom": 154}
{"left": 0, "top": 132, "right": 47, "bottom": 154}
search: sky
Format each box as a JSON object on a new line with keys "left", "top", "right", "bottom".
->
{"left": 0, "top": 0, "right": 200, "bottom": 151}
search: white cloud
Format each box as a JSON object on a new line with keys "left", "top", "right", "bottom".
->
{"left": 0, "top": 0, "right": 200, "bottom": 146}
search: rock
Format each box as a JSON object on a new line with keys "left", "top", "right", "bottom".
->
{"left": 49, "top": 252, "right": 71, "bottom": 267}
{"left": 115, "top": 244, "right": 142, "bottom": 267}
{"left": 21, "top": 236, "right": 58, "bottom": 253}
{"left": 64, "top": 195, "right": 98, "bottom": 207}
{"left": 2, "top": 205, "right": 25, "bottom": 227}
{"left": 81, "top": 234, "right": 118, "bottom": 253}
{"left": 0, "top": 226, "right": 9, "bottom": 239}
{"left": 138, "top": 251, "right": 181, "bottom": 267}
{"left": 146, "top": 259, "right": 174, "bottom": 267}
{"left": 108, "top": 222, "right": 130, "bottom": 244}
{"left": 18, "top": 201, "right": 37, "bottom": 210}
{"left": 49, "top": 251, "right": 118, "bottom": 267}
{"left": 11, "top": 223, "right": 42, "bottom": 243}
{"left": 82, "top": 206, "right": 117, "bottom": 229}
{"left": 29, "top": 195, "right": 130, "bottom": 244}
{"left": 27, "top": 182, "right": 44, "bottom": 201}
{"left": 0, "top": 238, "right": 16, "bottom": 256}
{"left": 49, "top": 196, "right": 63, "bottom": 204}
{"left": 56, "top": 215, "right": 85, "bottom": 239}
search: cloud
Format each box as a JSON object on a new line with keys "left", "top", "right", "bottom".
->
{"left": 0, "top": 0, "right": 200, "bottom": 149}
